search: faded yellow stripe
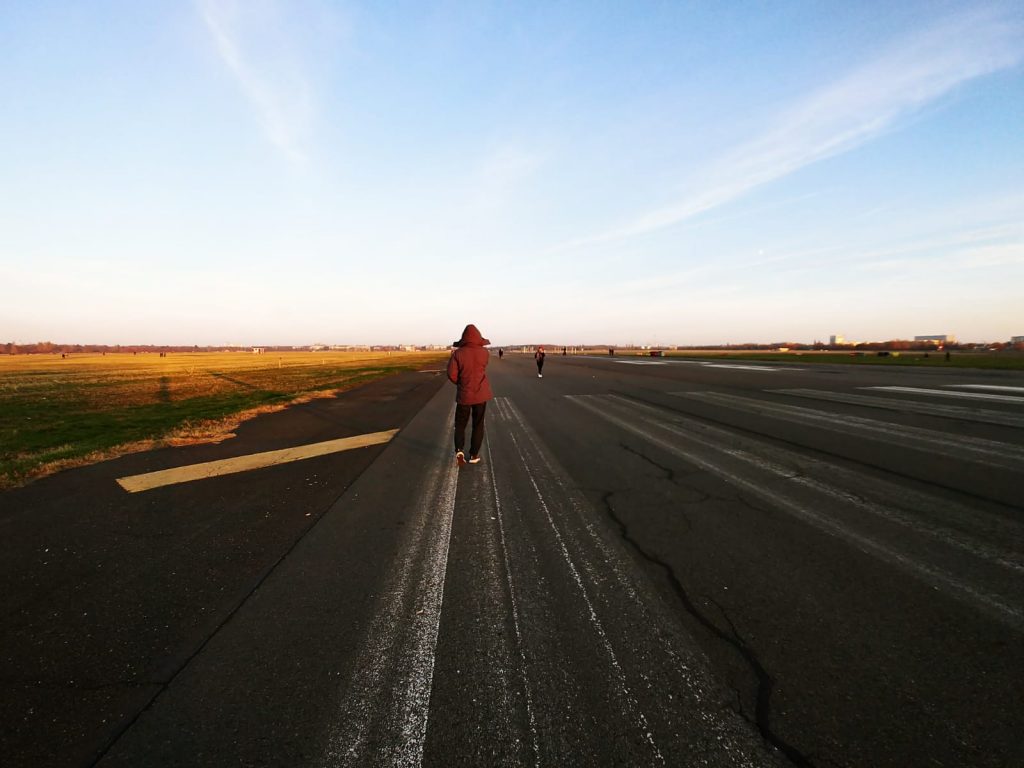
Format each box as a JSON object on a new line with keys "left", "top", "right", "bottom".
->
{"left": 116, "top": 429, "right": 400, "bottom": 493}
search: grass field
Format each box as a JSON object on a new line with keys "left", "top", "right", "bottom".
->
{"left": 0, "top": 350, "right": 447, "bottom": 489}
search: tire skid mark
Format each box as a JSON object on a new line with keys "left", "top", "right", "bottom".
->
{"left": 320, "top": 405, "right": 458, "bottom": 768}
{"left": 570, "top": 395, "right": 1024, "bottom": 632}
{"left": 499, "top": 398, "right": 779, "bottom": 766}
{"left": 495, "top": 399, "right": 667, "bottom": 764}
{"left": 484, "top": 421, "right": 540, "bottom": 767}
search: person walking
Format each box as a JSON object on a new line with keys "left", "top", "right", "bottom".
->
{"left": 535, "top": 346, "right": 546, "bottom": 378}
{"left": 498, "top": 348, "right": 504, "bottom": 360}
{"left": 447, "top": 324, "right": 493, "bottom": 466}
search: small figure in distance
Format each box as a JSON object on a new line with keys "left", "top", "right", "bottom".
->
{"left": 563, "top": 347, "right": 567, "bottom": 356}
{"left": 447, "top": 324, "right": 493, "bottom": 466}
{"left": 535, "top": 346, "right": 546, "bottom": 378}
{"left": 498, "top": 347, "right": 504, "bottom": 360}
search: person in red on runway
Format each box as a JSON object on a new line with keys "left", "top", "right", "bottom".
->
{"left": 446, "top": 324, "right": 494, "bottom": 466}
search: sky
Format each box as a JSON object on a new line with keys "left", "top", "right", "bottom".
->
{"left": 1, "top": 1, "right": 1022, "bottom": 346}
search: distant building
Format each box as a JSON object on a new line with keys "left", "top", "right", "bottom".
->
{"left": 914, "top": 335, "right": 955, "bottom": 344}
{"left": 829, "top": 334, "right": 844, "bottom": 345}
{"left": 252, "top": 347, "right": 265, "bottom": 354}
{"left": 1011, "top": 336, "right": 1024, "bottom": 344}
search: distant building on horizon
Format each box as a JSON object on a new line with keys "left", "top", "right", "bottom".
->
{"left": 914, "top": 334, "right": 955, "bottom": 344}
{"left": 1011, "top": 335, "right": 1024, "bottom": 344}
{"left": 829, "top": 334, "right": 845, "bottom": 345}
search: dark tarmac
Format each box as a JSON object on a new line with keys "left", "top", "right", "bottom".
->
{"left": 2, "top": 355, "right": 1023, "bottom": 767}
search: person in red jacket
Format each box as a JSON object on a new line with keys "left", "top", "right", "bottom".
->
{"left": 446, "top": 324, "right": 494, "bottom": 466}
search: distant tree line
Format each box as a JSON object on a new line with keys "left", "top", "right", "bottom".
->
{"left": 4, "top": 341, "right": 1021, "bottom": 355}
{"left": 0, "top": 343, "right": 440, "bottom": 355}
{"left": 694, "top": 340, "right": 1023, "bottom": 352}
{"left": 1, "top": 343, "right": 292, "bottom": 355}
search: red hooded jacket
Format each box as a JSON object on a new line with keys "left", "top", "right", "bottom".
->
{"left": 447, "top": 324, "right": 494, "bottom": 404}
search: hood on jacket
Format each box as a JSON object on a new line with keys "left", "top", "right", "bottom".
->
{"left": 453, "top": 324, "right": 490, "bottom": 347}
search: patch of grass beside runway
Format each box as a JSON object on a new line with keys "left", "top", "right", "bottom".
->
{"left": 0, "top": 351, "right": 447, "bottom": 488}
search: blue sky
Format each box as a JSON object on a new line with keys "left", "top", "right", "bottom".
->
{"left": 2, "top": 0, "right": 1022, "bottom": 346}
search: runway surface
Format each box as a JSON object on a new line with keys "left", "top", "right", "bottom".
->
{"left": 2, "top": 355, "right": 1023, "bottom": 767}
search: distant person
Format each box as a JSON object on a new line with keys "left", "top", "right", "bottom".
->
{"left": 447, "top": 324, "right": 493, "bottom": 466}
{"left": 563, "top": 347, "right": 567, "bottom": 356}
{"left": 535, "top": 346, "right": 546, "bottom": 378}
{"left": 498, "top": 348, "right": 504, "bottom": 360}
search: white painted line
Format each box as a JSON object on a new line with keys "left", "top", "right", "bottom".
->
{"left": 569, "top": 394, "right": 1024, "bottom": 631}
{"left": 773, "top": 389, "right": 1024, "bottom": 429}
{"left": 596, "top": 394, "right": 1024, "bottom": 575}
{"left": 862, "top": 386, "right": 1024, "bottom": 405}
{"left": 613, "top": 360, "right": 789, "bottom": 371}
{"left": 321, "top": 409, "right": 457, "bottom": 767}
{"left": 116, "top": 429, "right": 400, "bottom": 493}
{"left": 675, "top": 391, "right": 1024, "bottom": 471}
{"left": 390, "top": 474, "right": 455, "bottom": 768}
{"left": 701, "top": 363, "right": 783, "bottom": 371}
{"left": 947, "top": 384, "right": 1024, "bottom": 393}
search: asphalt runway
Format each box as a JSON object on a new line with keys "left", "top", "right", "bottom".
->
{"left": 3, "top": 354, "right": 1023, "bottom": 767}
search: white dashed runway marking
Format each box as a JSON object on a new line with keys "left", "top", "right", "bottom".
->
{"left": 613, "top": 360, "right": 788, "bottom": 371}
{"left": 947, "top": 384, "right": 1024, "bottom": 393}
{"left": 862, "top": 386, "right": 1024, "bottom": 405}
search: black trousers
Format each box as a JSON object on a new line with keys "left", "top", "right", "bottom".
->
{"left": 454, "top": 402, "right": 487, "bottom": 456}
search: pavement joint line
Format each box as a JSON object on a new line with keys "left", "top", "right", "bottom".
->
{"left": 115, "top": 429, "right": 400, "bottom": 493}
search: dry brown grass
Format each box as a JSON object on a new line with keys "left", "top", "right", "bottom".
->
{"left": 1, "top": 350, "right": 447, "bottom": 488}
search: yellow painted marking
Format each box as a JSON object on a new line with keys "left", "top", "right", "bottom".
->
{"left": 116, "top": 429, "right": 400, "bottom": 493}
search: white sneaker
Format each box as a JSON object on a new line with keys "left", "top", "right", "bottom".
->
{"left": 538, "top": 373, "right": 542, "bottom": 378}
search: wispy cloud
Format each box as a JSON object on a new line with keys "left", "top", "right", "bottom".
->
{"left": 568, "top": 7, "right": 1023, "bottom": 248}
{"left": 197, "top": 0, "right": 319, "bottom": 163}
{"left": 479, "top": 144, "right": 543, "bottom": 188}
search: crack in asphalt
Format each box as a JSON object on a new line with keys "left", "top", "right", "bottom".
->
{"left": 0, "top": 679, "right": 163, "bottom": 691}
{"left": 734, "top": 493, "right": 779, "bottom": 517}
{"left": 618, "top": 442, "right": 708, "bottom": 489}
{"left": 619, "top": 442, "right": 713, "bottom": 516}
{"left": 599, "top": 487, "right": 816, "bottom": 768}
